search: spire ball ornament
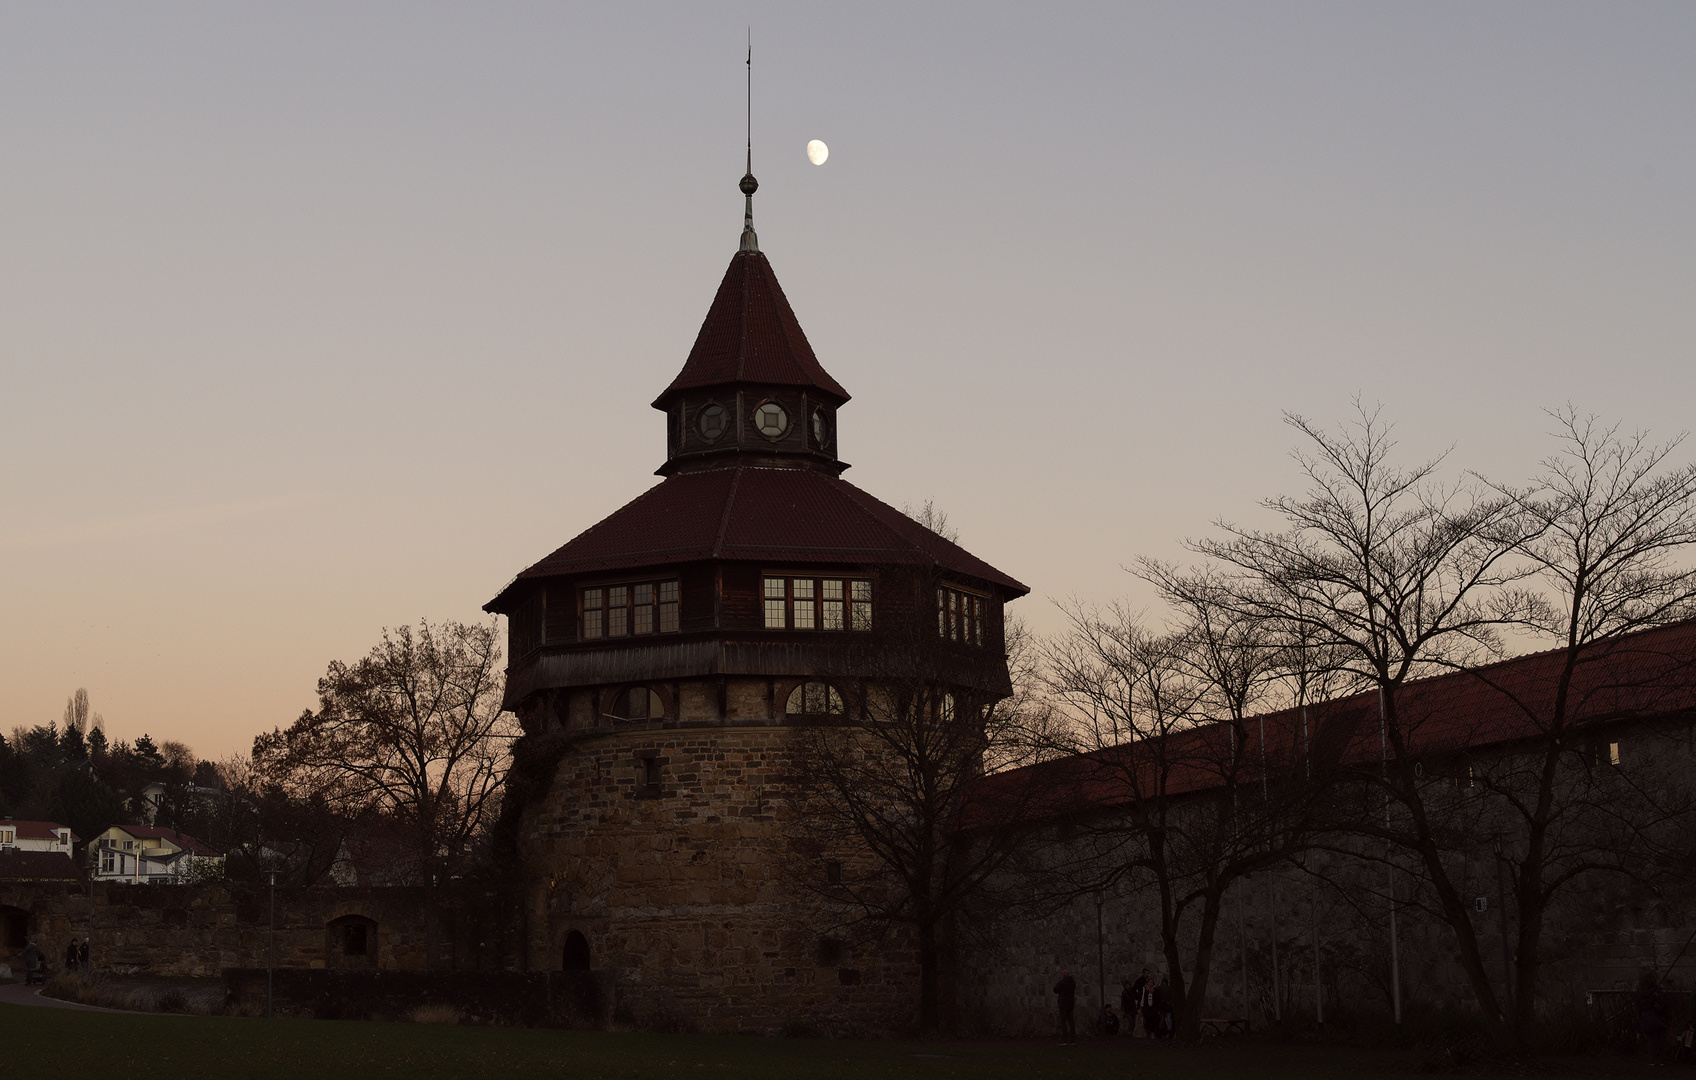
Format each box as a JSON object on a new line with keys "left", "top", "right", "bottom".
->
{"left": 740, "top": 173, "right": 759, "bottom": 196}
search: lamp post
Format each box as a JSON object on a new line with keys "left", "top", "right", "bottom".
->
{"left": 266, "top": 869, "right": 280, "bottom": 1019}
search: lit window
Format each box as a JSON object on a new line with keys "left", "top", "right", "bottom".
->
{"left": 786, "top": 681, "right": 845, "bottom": 717}
{"left": 1609, "top": 741, "right": 1621, "bottom": 766}
{"left": 764, "top": 577, "right": 873, "bottom": 631}
{"left": 583, "top": 581, "right": 680, "bottom": 640}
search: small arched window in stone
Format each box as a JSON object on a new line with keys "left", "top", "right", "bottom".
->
{"left": 786, "top": 681, "right": 845, "bottom": 718}
{"left": 610, "top": 686, "right": 665, "bottom": 721}
{"left": 563, "top": 929, "right": 591, "bottom": 972}
{"left": 326, "top": 914, "right": 378, "bottom": 968}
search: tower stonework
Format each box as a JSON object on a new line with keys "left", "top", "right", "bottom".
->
{"left": 485, "top": 184, "right": 1026, "bottom": 1032}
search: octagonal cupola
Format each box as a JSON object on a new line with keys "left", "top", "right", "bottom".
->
{"left": 652, "top": 177, "right": 850, "bottom": 478}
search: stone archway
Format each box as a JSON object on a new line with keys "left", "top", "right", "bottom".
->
{"left": 562, "top": 929, "right": 591, "bottom": 971}
{"left": 325, "top": 914, "right": 378, "bottom": 969}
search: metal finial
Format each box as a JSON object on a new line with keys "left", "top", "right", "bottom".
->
{"left": 739, "top": 32, "right": 759, "bottom": 253}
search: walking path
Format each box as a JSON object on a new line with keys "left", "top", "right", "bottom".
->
{"left": 0, "top": 980, "right": 129, "bottom": 1012}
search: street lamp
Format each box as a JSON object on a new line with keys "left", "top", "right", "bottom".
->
{"left": 266, "top": 869, "right": 280, "bottom": 1019}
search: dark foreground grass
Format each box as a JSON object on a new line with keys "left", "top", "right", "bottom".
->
{"left": 0, "top": 1002, "right": 1632, "bottom": 1079}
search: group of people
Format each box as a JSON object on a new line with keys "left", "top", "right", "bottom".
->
{"left": 17, "top": 937, "right": 90, "bottom": 986}
{"left": 1051, "top": 967, "right": 1173, "bottom": 1040}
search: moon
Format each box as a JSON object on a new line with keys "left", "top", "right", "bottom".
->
{"left": 806, "top": 139, "right": 829, "bottom": 166}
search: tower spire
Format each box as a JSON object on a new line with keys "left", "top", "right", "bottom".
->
{"left": 739, "top": 32, "right": 759, "bottom": 253}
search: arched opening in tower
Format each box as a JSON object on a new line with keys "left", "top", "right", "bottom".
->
{"left": 562, "top": 929, "right": 591, "bottom": 972}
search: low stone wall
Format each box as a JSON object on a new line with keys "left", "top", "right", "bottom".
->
{"left": 222, "top": 968, "right": 609, "bottom": 1026}
{"left": 0, "top": 880, "right": 522, "bottom": 978}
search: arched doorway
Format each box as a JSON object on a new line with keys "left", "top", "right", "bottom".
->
{"left": 562, "top": 929, "right": 590, "bottom": 971}
{"left": 325, "top": 914, "right": 378, "bottom": 969}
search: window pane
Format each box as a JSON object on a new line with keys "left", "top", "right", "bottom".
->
{"left": 822, "top": 597, "right": 843, "bottom": 630}
{"left": 938, "top": 589, "right": 947, "bottom": 636}
{"left": 851, "top": 580, "right": 871, "bottom": 602}
{"left": 793, "top": 584, "right": 815, "bottom": 629}
{"left": 584, "top": 610, "right": 603, "bottom": 639}
{"left": 609, "top": 586, "right": 627, "bottom": 608}
{"left": 764, "top": 577, "right": 785, "bottom": 599}
{"left": 765, "top": 598, "right": 786, "bottom": 629}
{"left": 609, "top": 606, "right": 629, "bottom": 637}
{"left": 851, "top": 601, "right": 872, "bottom": 630}
{"left": 785, "top": 684, "right": 805, "bottom": 714}
{"left": 822, "top": 580, "right": 843, "bottom": 601}
{"left": 584, "top": 588, "right": 603, "bottom": 609}
{"left": 659, "top": 600, "right": 679, "bottom": 633}
{"left": 633, "top": 603, "right": 654, "bottom": 635}
{"left": 659, "top": 581, "right": 679, "bottom": 604}
{"left": 634, "top": 583, "right": 654, "bottom": 606}
{"left": 805, "top": 682, "right": 826, "bottom": 712}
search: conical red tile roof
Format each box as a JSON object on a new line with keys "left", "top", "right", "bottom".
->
{"left": 653, "top": 250, "right": 849, "bottom": 407}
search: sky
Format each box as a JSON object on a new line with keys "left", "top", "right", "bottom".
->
{"left": 2, "top": 3, "right": 1693, "bottom": 760}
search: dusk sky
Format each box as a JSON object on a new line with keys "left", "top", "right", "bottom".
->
{"left": 3, "top": 3, "right": 1693, "bottom": 759}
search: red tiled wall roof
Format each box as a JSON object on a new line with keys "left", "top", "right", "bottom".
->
{"left": 973, "top": 620, "right": 1696, "bottom": 825}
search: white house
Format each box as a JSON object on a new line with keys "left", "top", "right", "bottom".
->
{"left": 0, "top": 819, "right": 77, "bottom": 857}
{"left": 90, "top": 825, "right": 223, "bottom": 884}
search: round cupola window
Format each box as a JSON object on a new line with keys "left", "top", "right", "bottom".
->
{"left": 754, "top": 401, "right": 789, "bottom": 438}
{"left": 697, "top": 403, "right": 728, "bottom": 442}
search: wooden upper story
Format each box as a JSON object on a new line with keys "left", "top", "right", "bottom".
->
{"left": 486, "top": 209, "right": 1026, "bottom": 712}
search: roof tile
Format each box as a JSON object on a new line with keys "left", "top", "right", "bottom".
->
{"left": 655, "top": 251, "right": 849, "bottom": 405}
{"left": 488, "top": 466, "right": 1026, "bottom": 608}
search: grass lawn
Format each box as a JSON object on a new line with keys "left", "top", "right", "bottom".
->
{"left": 0, "top": 1002, "right": 1638, "bottom": 1079}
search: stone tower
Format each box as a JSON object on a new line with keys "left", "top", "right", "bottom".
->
{"left": 484, "top": 171, "right": 1026, "bottom": 1032}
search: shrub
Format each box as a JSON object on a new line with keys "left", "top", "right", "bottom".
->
{"left": 155, "top": 989, "right": 189, "bottom": 1013}
{"left": 412, "top": 1004, "right": 462, "bottom": 1025}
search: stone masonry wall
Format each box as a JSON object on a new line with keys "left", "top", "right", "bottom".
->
{"left": 519, "top": 683, "right": 919, "bottom": 1035}
{"left": 0, "top": 881, "right": 498, "bottom": 978}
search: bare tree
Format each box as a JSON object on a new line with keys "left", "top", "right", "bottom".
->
{"left": 1454, "top": 409, "right": 1696, "bottom": 1038}
{"left": 787, "top": 578, "right": 1046, "bottom": 1033}
{"left": 1038, "top": 593, "right": 1317, "bottom": 1037}
{"left": 253, "top": 619, "right": 517, "bottom": 893}
{"left": 1191, "top": 404, "right": 1548, "bottom": 1052}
